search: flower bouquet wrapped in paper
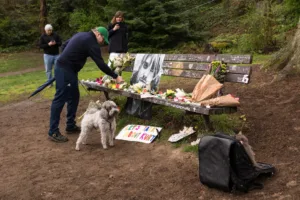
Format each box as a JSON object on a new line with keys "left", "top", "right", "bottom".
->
{"left": 192, "top": 74, "right": 223, "bottom": 102}
{"left": 199, "top": 94, "right": 240, "bottom": 107}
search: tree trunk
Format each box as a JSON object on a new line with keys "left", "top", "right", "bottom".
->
{"left": 264, "top": 18, "right": 300, "bottom": 82}
{"left": 39, "top": 0, "right": 47, "bottom": 34}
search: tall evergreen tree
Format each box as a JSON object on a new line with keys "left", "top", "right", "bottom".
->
{"left": 105, "top": 0, "right": 203, "bottom": 52}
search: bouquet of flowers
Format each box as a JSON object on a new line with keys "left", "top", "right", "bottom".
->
{"left": 155, "top": 88, "right": 192, "bottom": 103}
{"left": 110, "top": 53, "right": 135, "bottom": 74}
{"left": 101, "top": 53, "right": 135, "bottom": 83}
{"left": 96, "top": 53, "right": 135, "bottom": 89}
{"left": 209, "top": 60, "right": 228, "bottom": 83}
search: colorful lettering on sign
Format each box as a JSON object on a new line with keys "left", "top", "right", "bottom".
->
{"left": 127, "top": 131, "right": 134, "bottom": 137}
{"left": 149, "top": 127, "right": 156, "bottom": 132}
{"left": 127, "top": 125, "right": 135, "bottom": 130}
{"left": 134, "top": 132, "right": 140, "bottom": 138}
{"left": 139, "top": 133, "right": 145, "bottom": 140}
{"left": 135, "top": 125, "right": 141, "bottom": 131}
{"left": 117, "top": 125, "right": 161, "bottom": 143}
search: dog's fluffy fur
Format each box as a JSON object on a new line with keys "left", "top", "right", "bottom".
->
{"left": 76, "top": 100, "right": 119, "bottom": 150}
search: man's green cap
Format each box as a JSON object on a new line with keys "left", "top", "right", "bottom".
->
{"left": 96, "top": 26, "right": 109, "bottom": 45}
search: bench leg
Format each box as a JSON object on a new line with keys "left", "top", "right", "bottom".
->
{"left": 104, "top": 91, "right": 110, "bottom": 100}
{"left": 202, "top": 115, "right": 214, "bottom": 131}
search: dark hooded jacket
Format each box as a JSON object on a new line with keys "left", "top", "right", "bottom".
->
{"left": 108, "top": 22, "right": 128, "bottom": 53}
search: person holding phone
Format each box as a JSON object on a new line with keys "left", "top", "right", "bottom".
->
{"left": 107, "top": 11, "right": 129, "bottom": 67}
{"left": 39, "top": 24, "right": 62, "bottom": 87}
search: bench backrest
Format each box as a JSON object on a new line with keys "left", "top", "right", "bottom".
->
{"left": 121, "top": 53, "right": 252, "bottom": 84}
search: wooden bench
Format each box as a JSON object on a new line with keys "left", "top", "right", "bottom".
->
{"left": 82, "top": 53, "right": 253, "bottom": 131}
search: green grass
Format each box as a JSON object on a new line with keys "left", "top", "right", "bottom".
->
{"left": 0, "top": 60, "right": 113, "bottom": 103}
{"left": 252, "top": 54, "right": 272, "bottom": 65}
{"left": 0, "top": 51, "right": 44, "bottom": 73}
{"left": 0, "top": 51, "right": 110, "bottom": 73}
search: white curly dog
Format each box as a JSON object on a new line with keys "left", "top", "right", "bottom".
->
{"left": 75, "top": 100, "right": 119, "bottom": 150}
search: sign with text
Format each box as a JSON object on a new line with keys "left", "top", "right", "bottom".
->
{"left": 116, "top": 125, "right": 162, "bottom": 144}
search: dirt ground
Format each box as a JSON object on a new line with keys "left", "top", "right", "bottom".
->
{"left": 0, "top": 66, "right": 299, "bottom": 200}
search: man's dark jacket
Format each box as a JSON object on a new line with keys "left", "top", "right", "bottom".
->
{"left": 57, "top": 31, "right": 118, "bottom": 78}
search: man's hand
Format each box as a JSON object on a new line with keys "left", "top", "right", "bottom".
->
{"left": 115, "top": 76, "right": 124, "bottom": 84}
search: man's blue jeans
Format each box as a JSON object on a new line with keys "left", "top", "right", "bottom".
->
{"left": 49, "top": 65, "right": 80, "bottom": 135}
{"left": 44, "top": 54, "right": 59, "bottom": 82}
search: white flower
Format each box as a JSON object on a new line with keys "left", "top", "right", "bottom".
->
{"left": 175, "top": 88, "right": 186, "bottom": 98}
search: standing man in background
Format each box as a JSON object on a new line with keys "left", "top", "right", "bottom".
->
{"left": 39, "top": 24, "right": 62, "bottom": 87}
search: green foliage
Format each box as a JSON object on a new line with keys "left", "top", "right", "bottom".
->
{"left": 106, "top": 0, "right": 204, "bottom": 52}
{"left": 69, "top": 0, "right": 108, "bottom": 32}
{"left": 210, "top": 60, "right": 227, "bottom": 82}
{"left": 284, "top": 0, "right": 300, "bottom": 25}
{"left": 0, "top": 3, "right": 39, "bottom": 48}
{"left": 69, "top": 9, "right": 106, "bottom": 32}
{"left": 236, "top": 1, "right": 276, "bottom": 53}
{"left": 1, "top": 0, "right": 300, "bottom": 54}
{"left": 47, "top": 0, "right": 108, "bottom": 40}
{"left": 167, "top": 41, "right": 203, "bottom": 54}
{"left": 211, "top": 114, "right": 242, "bottom": 134}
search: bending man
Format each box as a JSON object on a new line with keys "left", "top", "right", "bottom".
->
{"left": 48, "top": 27, "right": 123, "bottom": 143}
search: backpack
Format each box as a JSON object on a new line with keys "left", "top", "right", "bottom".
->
{"left": 198, "top": 132, "right": 275, "bottom": 193}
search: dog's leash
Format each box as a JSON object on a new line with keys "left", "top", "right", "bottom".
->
{"left": 77, "top": 80, "right": 93, "bottom": 121}
{"left": 78, "top": 80, "right": 92, "bottom": 97}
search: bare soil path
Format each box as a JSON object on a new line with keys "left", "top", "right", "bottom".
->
{"left": 0, "top": 66, "right": 43, "bottom": 77}
{"left": 0, "top": 66, "right": 299, "bottom": 200}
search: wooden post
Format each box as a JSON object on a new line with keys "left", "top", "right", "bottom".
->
{"left": 104, "top": 91, "right": 110, "bottom": 100}
{"left": 202, "top": 115, "right": 214, "bottom": 132}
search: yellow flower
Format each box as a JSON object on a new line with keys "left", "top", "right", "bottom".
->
{"left": 166, "top": 89, "right": 175, "bottom": 94}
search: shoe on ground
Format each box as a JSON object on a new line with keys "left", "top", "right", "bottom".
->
{"left": 48, "top": 131, "right": 69, "bottom": 143}
{"left": 66, "top": 125, "right": 81, "bottom": 133}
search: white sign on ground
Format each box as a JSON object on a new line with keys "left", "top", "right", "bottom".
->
{"left": 116, "top": 124, "right": 162, "bottom": 144}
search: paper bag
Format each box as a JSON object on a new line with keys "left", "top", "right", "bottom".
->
{"left": 192, "top": 75, "right": 223, "bottom": 102}
{"left": 199, "top": 94, "right": 240, "bottom": 107}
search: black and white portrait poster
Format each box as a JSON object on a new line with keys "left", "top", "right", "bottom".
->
{"left": 130, "top": 54, "right": 165, "bottom": 91}
{"left": 125, "top": 54, "right": 165, "bottom": 120}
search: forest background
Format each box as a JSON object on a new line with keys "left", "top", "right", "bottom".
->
{"left": 0, "top": 0, "right": 299, "bottom": 55}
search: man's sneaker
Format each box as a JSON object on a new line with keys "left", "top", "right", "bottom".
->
{"left": 66, "top": 125, "right": 81, "bottom": 133}
{"left": 48, "top": 131, "right": 69, "bottom": 143}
